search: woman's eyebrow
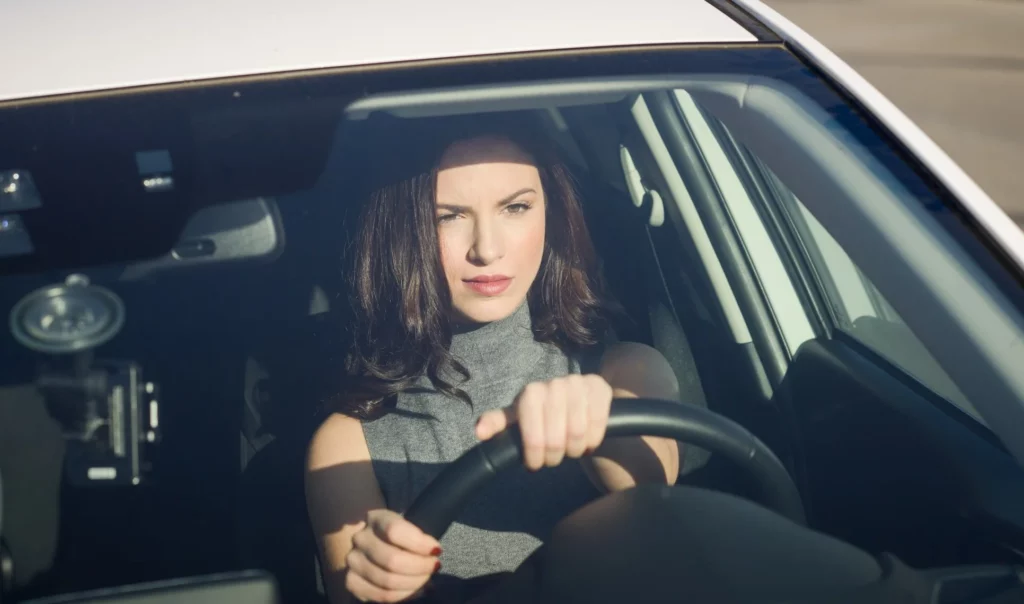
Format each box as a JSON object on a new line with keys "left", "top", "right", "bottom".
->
{"left": 436, "top": 188, "right": 536, "bottom": 213}
{"left": 496, "top": 188, "right": 536, "bottom": 207}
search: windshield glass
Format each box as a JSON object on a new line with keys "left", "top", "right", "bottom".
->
{"left": 3, "top": 46, "right": 1024, "bottom": 600}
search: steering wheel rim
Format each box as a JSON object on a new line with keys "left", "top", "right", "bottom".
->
{"left": 404, "top": 398, "right": 805, "bottom": 539}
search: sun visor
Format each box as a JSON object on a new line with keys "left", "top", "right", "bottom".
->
{"left": 340, "top": 111, "right": 567, "bottom": 199}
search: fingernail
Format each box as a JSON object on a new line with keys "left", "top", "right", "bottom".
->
{"left": 430, "top": 546, "right": 442, "bottom": 557}
{"left": 434, "top": 560, "right": 442, "bottom": 572}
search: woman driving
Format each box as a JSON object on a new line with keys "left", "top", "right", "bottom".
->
{"left": 305, "top": 114, "right": 681, "bottom": 603}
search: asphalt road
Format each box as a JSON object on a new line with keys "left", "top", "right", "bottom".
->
{"left": 767, "top": 0, "right": 1024, "bottom": 224}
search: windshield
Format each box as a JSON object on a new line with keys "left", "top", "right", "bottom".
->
{"left": 3, "top": 45, "right": 1024, "bottom": 600}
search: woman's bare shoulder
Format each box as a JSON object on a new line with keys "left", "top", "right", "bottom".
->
{"left": 306, "top": 412, "right": 371, "bottom": 472}
{"left": 601, "top": 341, "right": 668, "bottom": 366}
{"left": 305, "top": 411, "right": 385, "bottom": 532}
{"left": 598, "top": 341, "right": 679, "bottom": 398}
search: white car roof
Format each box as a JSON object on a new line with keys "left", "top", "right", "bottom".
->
{"left": 0, "top": 0, "right": 755, "bottom": 103}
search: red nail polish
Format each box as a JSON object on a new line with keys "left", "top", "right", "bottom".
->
{"left": 434, "top": 560, "right": 442, "bottom": 572}
{"left": 430, "top": 547, "right": 442, "bottom": 557}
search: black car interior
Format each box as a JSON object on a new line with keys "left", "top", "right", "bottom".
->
{"left": 2, "top": 83, "right": 1024, "bottom": 604}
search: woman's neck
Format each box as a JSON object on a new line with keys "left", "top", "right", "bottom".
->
{"left": 450, "top": 300, "right": 535, "bottom": 367}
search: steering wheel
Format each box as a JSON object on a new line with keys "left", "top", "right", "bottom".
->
{"left": 404, "top": 398, "right": 805, "bottom": 539}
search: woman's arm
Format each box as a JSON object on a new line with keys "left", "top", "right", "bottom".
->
{"left": 306, "top": 414, "right": 382, "bottom": 603}
{"left": 581, "top": 342, "right": 681, "bottom": 492}
{"left": 305, "top": 414, "right": 440, "bottom": 603}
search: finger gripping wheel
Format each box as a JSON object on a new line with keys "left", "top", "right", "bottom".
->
{"left": 404, "top": 398, "right": 805, "bottom": 540}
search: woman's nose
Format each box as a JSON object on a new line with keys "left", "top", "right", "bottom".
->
{"left": 468, "top": 220, "right": 504, "bottom": 265}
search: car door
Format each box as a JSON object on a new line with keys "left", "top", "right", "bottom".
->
{"left": 642, "top": 82, "right": 1024, "bottom": 569}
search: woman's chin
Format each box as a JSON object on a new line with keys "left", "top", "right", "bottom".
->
{"left": 453, "top": 297, "right": 524, "bottom": 325}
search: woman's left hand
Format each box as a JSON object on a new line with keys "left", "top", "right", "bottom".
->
{"left": 475, "top": 374, "right": 614, "bottom": 471}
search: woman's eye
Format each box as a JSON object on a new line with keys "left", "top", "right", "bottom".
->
{"left": 437, "top": 213, "right": 459, "bottom": 224}
{"left": 506, "top": 202, "right": 531, "bottom": 214}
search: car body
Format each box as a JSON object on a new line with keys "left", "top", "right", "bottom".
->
{"left": 2, "top": 0, "right": 1024, "bottom": 602}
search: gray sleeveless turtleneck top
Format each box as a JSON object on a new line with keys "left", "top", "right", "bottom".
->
{"left": 360, "top": 302, "right": 602, "bottom": 586}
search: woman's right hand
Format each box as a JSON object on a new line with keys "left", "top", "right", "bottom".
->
{"left": 344, "top": 509, "right": 443, "bottom": 603}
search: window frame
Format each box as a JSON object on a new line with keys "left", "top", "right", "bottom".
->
{"left": 698, "top": 107, "right": 834, "bottom": 339}
{"left": 639, "top": 89, "right": 793, "bottom": 388}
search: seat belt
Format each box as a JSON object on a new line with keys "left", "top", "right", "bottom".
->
{"left": 638, "top": 220, "right": 711, "bottom": 474}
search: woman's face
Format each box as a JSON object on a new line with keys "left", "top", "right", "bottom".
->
{"left": 436, "top": 136, "right": 546, "bottom": 324}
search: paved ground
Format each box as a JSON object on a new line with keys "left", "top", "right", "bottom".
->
{"left": 767, "top": 0, "right": 1024, "bottom": 224}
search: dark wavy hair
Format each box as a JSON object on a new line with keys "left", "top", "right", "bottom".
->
{"left": 337, "top": 113, "right": 611, "bottom": 420}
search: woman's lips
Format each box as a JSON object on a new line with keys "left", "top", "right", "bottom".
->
{"left": 463, "top": 275, "right": 512, "bottom": 296}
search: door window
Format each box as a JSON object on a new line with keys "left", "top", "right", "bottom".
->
{"left": 656, "top": 80, "right": 1024, "bottom": 428}
{"left": 753, "top": 154, "right": 978, "bottom": 420}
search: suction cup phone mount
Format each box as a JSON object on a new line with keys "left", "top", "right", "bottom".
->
{"left": 9, "top": 274, "right": 160, "bottom": 487}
